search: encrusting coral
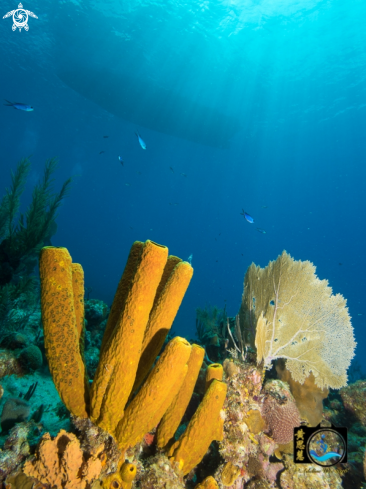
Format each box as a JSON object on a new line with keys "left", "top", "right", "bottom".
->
{"left": 240, "top": 250, "right": 356, "bottom": 389}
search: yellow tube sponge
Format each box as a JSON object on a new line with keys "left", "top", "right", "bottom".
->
{"left": 99, "top": 241, "right": 144, "bottom": 356}
{"left": 168, "top": 379, "right": 227, "bottom": 475}
{"left": 102, "top": 462, "right": 136, "bottom": 489}
{"left": 90, "top": 240, "right": 168, "bottom": 433}
{"left": 194, "top": 476, "right": 219, "bottom": 489}
{"left": 115, "top": 337, "right": 192, "bottom": 451}
{"left": 71, "top": 263, "right": 84, "bottom": 340}
{"left": 205, "top": 363, "right": 223, "bottom": 392}
{"left": 39, "top": 247, "right": 89, "bottom": 418}
{"left": 72, "top": 262, "right": 90, "bottom": 393}
{"left": 157, "top": 344, "right": 205, "bottom": 448}
{"left": 132, "top": 259, "right": 193, "bottom": 392}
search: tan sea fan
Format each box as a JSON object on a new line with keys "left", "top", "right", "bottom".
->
{"left": 240, "top": 251, "right": 356, "bottom": 389}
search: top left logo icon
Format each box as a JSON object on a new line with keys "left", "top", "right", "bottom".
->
{"left": 3, "top": 3, "right": 38, "bottom": 31}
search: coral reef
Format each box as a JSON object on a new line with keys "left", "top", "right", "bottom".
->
{"left": 218, "top": 358, "right": 283, "bottom": 487}
{"left": 0, "top": 420, "right": 42, "bottom": 483}
{"left": 136, "top": 453, "right": 185, "bottom": 489}
{"left": 1, "top": 244, "right": 361, "bottom": 489}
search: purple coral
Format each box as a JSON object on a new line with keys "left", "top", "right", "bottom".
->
{"left": 261, "top": 380, "right": 301, "bottom": 445}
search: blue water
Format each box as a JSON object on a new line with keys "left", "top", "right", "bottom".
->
{"left": 1, "top": 0, "right": 365, "bottom": 369}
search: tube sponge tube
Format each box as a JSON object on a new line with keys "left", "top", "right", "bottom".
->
{"left": 90, "top": 240, "right": 168, "bottom": 433}
{"left": 157, "top": 344, "right": 205, "bottom": 448}
{"left": 115, "top": 336, "right": 192, "bottom": 451}
{"left": 168, "top": 379, "right": 227, "bottom": 475}
{"left": 205, "top": 363, "right": 223, "bottom": 392}
{"left": 99, "top": 241, "right": 144, "bottom": 356}
{"left": 132, "top": 258, "right": 193, "bottom": 392}
{"left": 71, "top": 263, "right": 84, "bottom": 340}
{"left": 120, "top": 462, "right": 137, "bottom": 488}
{"left": 39, "top": 247, "right": 89, "bottom": 418}
{"left": 102, "top": 462, "right": 136, "bottom": 489}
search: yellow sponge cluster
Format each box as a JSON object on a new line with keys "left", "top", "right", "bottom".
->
{"left": 39, "top": 239, "right": 227, "bottom": 479}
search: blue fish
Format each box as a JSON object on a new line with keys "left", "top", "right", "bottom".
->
{"left": 118, "top": 156, "right": 124, "bottom": 166}
{"left": 241, "top": 209, "right": 254, "bottom": 223}
{"left": 135, "top": 131, "right": 146, "bottom": 150}
{"left": 256, "top": 228, "right": 266, "bottom": 234}
{"left": 4, "top": 100, "right": 33, "bottom": 111}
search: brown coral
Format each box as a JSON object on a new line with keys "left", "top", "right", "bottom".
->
{"left": 23, "top": 430, "right": 102, "bottom": 488}
{"left": 261, "top": 380, "right": 301, "bottom": 445}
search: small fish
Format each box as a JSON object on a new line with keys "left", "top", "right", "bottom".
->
{"left": 256, "top": 228, "right": 266, "bottom": 234}
{"left": 262, "top": 205, "right": 268, "bottom": 209}
{"left": 118, "top": 156, "right": 124, "bottom": 165}
{"left": 339, "top": 263, "right": 342, "bottom": 266}
{"left": 125, "top": 183, "right": 130, "bottom": 186}
{"left": 181, "top": 172, "right": 187, "bottom": 177}
{"left": 99, "top": 151, "right": 105, "bottom": 154}
{"left": 103, "top": 135, "right": 109, "bottom": 138}
{"left": 135, "top": 131, "right": 146, "bottom": 150}
{"left": 170, "top": 166, "right": 174, "bottom": 172}
{"left": 240, "top": 209, "right": 254, "bottom": 223}
{"left": 187, "top": 254, "right": 193, "bottom": 265}
{"left": 4, "top": 100, "right": 33, "bottom": 111}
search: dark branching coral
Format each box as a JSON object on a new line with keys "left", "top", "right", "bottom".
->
{"left": 0, "top": 157, "right": 72, "bottom": 288}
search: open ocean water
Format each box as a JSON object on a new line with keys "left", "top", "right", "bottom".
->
{"left": 0, "top": 0, "right": 365, "bottom": 369}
